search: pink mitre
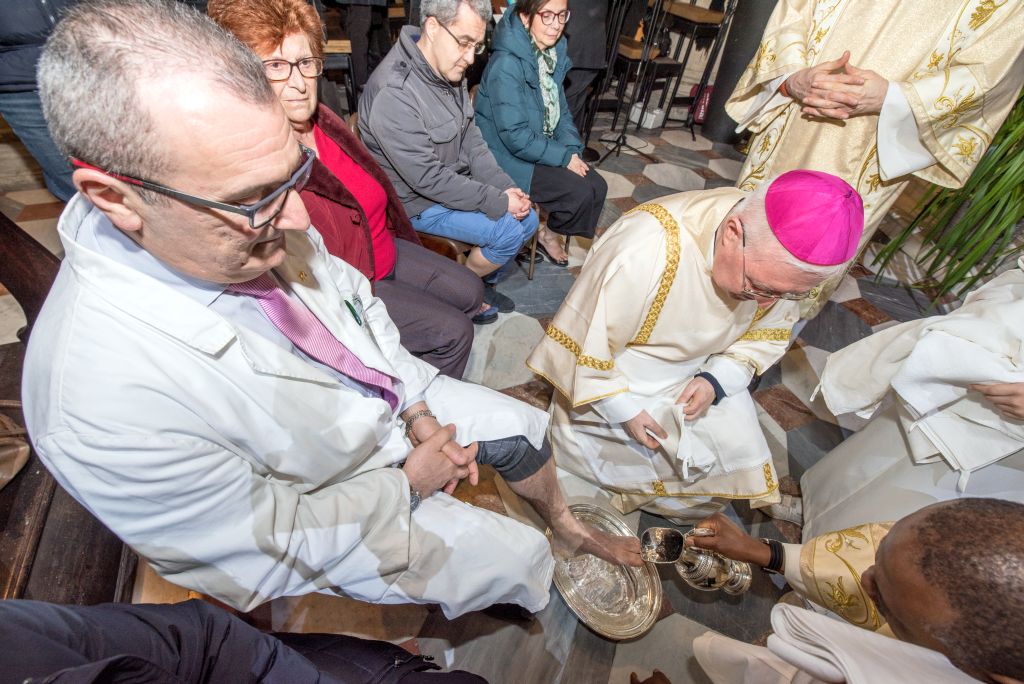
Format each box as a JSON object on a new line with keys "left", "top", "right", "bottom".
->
{"left": 764, "top": 170, "right": 865, "bottom": 266}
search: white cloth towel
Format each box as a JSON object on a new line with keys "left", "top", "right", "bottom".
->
{"left": 767, "top": 604, "right": 979, "bottom": 684}
{"left": 819, "top": 263, "right": 1024, "bottom": 482}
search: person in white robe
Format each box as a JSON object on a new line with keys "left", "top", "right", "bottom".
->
{"left": 725, "top": 0, "right": 1024, "bottom": 317}
{"left": 527, "top": 171, "right": 863, "bottom": 523}
{"left": 21, "top": 0, "right": 639, "bottom": 619}
{"left": 799, "top": 261, "right": 1024, "bottom": 538}
{"left": 688, "top": 499, "right": 1024, "bottom": 684}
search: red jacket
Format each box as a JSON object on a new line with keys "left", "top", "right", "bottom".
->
{"left": 300, "top": 104, "right": 421, "bottom": 283}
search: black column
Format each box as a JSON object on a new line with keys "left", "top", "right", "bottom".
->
{"left": 701, "top": 0, "right": 777, "bottom": 143}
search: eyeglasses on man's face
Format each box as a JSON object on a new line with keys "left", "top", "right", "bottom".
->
{"left": 71, "top": 144, "right": 317, "bottom": 230}
{"left": 537, "top": 10, "right": 571, "bottom": 25}
{"left": 262, "top": 57, "right": 324, "bottom": 82}
{"left": 738, "top": 221, "right": 815, "bottom": 301}
{"left": 437, "top": 21, "right": 486, "bottom": 55}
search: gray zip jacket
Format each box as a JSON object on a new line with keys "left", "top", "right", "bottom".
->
{"left": 359, "top": 26, "right": 516, "bottom": 221}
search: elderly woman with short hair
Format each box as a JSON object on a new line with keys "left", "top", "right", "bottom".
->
{"left": 209, "top": 0, "right": 492, "bottom": 380}
{"left": 475, "top": 0, "right": 608, "bottom": 266}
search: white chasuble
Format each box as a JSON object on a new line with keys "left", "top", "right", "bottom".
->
{"left": 527, "top": 189, "right": 798, "bottom": 521}
{"left": 726, "top": 0, "right": 1024, "bottom": 316}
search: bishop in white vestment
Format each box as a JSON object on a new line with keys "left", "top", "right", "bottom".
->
{"left": 527, "top": 172, "right": 864, "bottom": 522}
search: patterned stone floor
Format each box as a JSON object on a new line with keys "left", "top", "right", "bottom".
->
{"left": 0, "top": 111, "right": 937, "bottom": 683}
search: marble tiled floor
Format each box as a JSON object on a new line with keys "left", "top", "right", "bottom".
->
{"left": 1, "top": 112, "right": 937, "bottom": 683}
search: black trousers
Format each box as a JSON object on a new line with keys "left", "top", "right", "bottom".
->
{"left": 529, "top": 163, "right": 609, "bottom": 239}
{"left": 0, "top": 599, "right": 487, "bottom": 683}
{"left": 563, "top": 67, "right": 602, "bottom": 133}
{"left": 476, "top": 435, "right": 551, "bottom": 482}
{"left": 343, "top": 4, "right": 392, "bottom": 90}
{"left": 375, "top": 239, "right": 483, "bottom": 380}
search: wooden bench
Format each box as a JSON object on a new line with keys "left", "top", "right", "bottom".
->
{"left": 0, "top": 212, "right": 135, "bottom": 605}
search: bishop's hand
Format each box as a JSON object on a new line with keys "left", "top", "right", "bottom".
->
{"left": 623, "top": 410, "right": 668, "bottom": 449}
{"left": 676, "top": 376, "right": 715, "bottom": 420}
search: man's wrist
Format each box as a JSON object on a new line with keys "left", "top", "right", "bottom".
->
{"left": 403, "top": 409, "right": 435, "bottom": 439}
{"left": 758, "top": 538, "right": 784, "bottom": 573}
{"left": 694, "top": 372, "right": 725, "bottom": 405}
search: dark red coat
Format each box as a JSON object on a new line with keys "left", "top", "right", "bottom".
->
{"left": 300, "top": 104, "right": 421, "bottom": 283}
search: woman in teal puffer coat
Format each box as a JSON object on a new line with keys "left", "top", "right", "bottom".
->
{"left": 475, "top": 0, "right": 608, "bottom": 266}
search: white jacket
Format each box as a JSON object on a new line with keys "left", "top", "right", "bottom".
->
{"left": 23, "top": 196, "right": 552, "bottom": 616}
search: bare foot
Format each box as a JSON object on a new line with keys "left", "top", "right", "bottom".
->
{"left": 552, "top": 521, "right": 643, "bottom": 567}
{"left": 538, "top": 227, "right": 569, "bottom": 262}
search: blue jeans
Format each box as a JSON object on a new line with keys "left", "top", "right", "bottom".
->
{"left": 410, "top": 204, "right": 539, "bottom": 278}
{"left": 0, "top": 89, "right": 76, "bottom": 202}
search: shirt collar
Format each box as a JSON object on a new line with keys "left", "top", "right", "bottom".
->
{"left": 76, "top": 203, "right": 227, "bottom": 308}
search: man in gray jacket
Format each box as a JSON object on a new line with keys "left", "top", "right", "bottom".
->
{"left": 359, "top": 0, "right": 537, "bottom": 313}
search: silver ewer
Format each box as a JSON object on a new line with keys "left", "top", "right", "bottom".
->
{"left": 640, "top": 527, "right": 753, "bottom": 595}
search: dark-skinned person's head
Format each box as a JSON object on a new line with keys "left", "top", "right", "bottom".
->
{"left": 860, "top": 498, "right": 1024, "bottom": 684}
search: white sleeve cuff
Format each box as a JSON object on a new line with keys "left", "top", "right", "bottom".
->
{"left": 733, "top": 72, "right": 795, "bottom": 132}
{"left": 592, "top": 392, "right": 644, "bottom": 425}
{"left": 781, "top": 542, "right": 807, "bottom": 596}
{"left": 700, "top": 356, "right": 754, "bottom": 397}
{"left": 399, "top": 391, "right": 427, "bottom": 414}
{"left": 877, "top": 83, "right": 935, "bottom": 180}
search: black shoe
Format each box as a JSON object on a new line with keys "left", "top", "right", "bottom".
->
{"left": 515, "top": 249, "right": 543, "bottom": 265}
{"left": 471, "top": 303, "right": 499, "bottom": 325}
{"left": 482, "top": 602, "right": 535, "bottom": 622}
{"left": 536, "top": 241, "right": 569, "bottom": 267}
{"left": 483, "top": 284, "right": 515, "bottom": 313}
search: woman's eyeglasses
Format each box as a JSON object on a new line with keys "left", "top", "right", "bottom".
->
{"left": 537, "top": 10, "right": 571, "bottom": 26}
{"left": 262, "top": 57, "right": 324, "bottom": 82}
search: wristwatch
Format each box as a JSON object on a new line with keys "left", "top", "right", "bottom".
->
{"left": 409, "top": 487, "right": 422, "bottom": 513}
{"left": 760, "top": 538, "right": 785, "bottom": 574}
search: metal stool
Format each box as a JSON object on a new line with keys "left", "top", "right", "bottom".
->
{"left": 660, "top": 0, "right": 737, "bottom": 137}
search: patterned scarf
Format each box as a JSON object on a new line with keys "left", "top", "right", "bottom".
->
{"left": 534, "top": 39, "right": 560, "bottom": 137}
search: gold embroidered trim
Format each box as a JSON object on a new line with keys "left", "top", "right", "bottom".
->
{"left": 735, "top": 304, "right": 789, "bottom": 342}
{"left": 544, "top": 325, "right": 614, "bottom": 371}
{"left": 740, "top": 327, "right": 791, "bottom": 342}
{"left": 624, "top": 462, "right": 779, "bottom": 499}
{"left": 526, "top": 362, "right": 629, "bottom": 408}
{"left": 640, "top": 483, "right": 778, "bottom": 500}
{"left": 752, "top": 41, "right": 777, "bottom": 73}
{"left": 969, "top": 0, "right": 1004, "bottom": 30}
{"left": 814, "top": 526, "right": 884, "bottom": 630}
{"left": 624, "top": 203, "right": 681, "bottom": 346}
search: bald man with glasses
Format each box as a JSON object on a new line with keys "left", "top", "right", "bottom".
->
{"left": 527, "top": 172, "right": 863, "bottom": 524}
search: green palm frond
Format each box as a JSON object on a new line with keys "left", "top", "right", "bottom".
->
{"left": 873, "top": 91, "right": 1024, "bottom": 300}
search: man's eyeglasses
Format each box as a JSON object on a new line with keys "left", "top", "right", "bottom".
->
{"left": 262, "top": 57, "right": 324, "bottom": 82}
{"left": 70, "top": 145, "right": 317, "bottom": 229}
{"left": 537, "top": 10, "right": 571, "bottom": 25}
{"left": 437, "top": 21, "right": 486, "bottom": 55}
{"left": 739, "top": 223, "right": 815, "bottom": 301}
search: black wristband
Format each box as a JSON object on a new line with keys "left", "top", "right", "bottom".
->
{"left": 760, "top": 538, "right": 785, "bottom": 574}
{"left": 694, "top": 372, "right": 725, "bottom": 405}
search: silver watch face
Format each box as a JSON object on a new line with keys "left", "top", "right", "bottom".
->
{"left": 410, "top": 490, "right": 422, "bottom": 512}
